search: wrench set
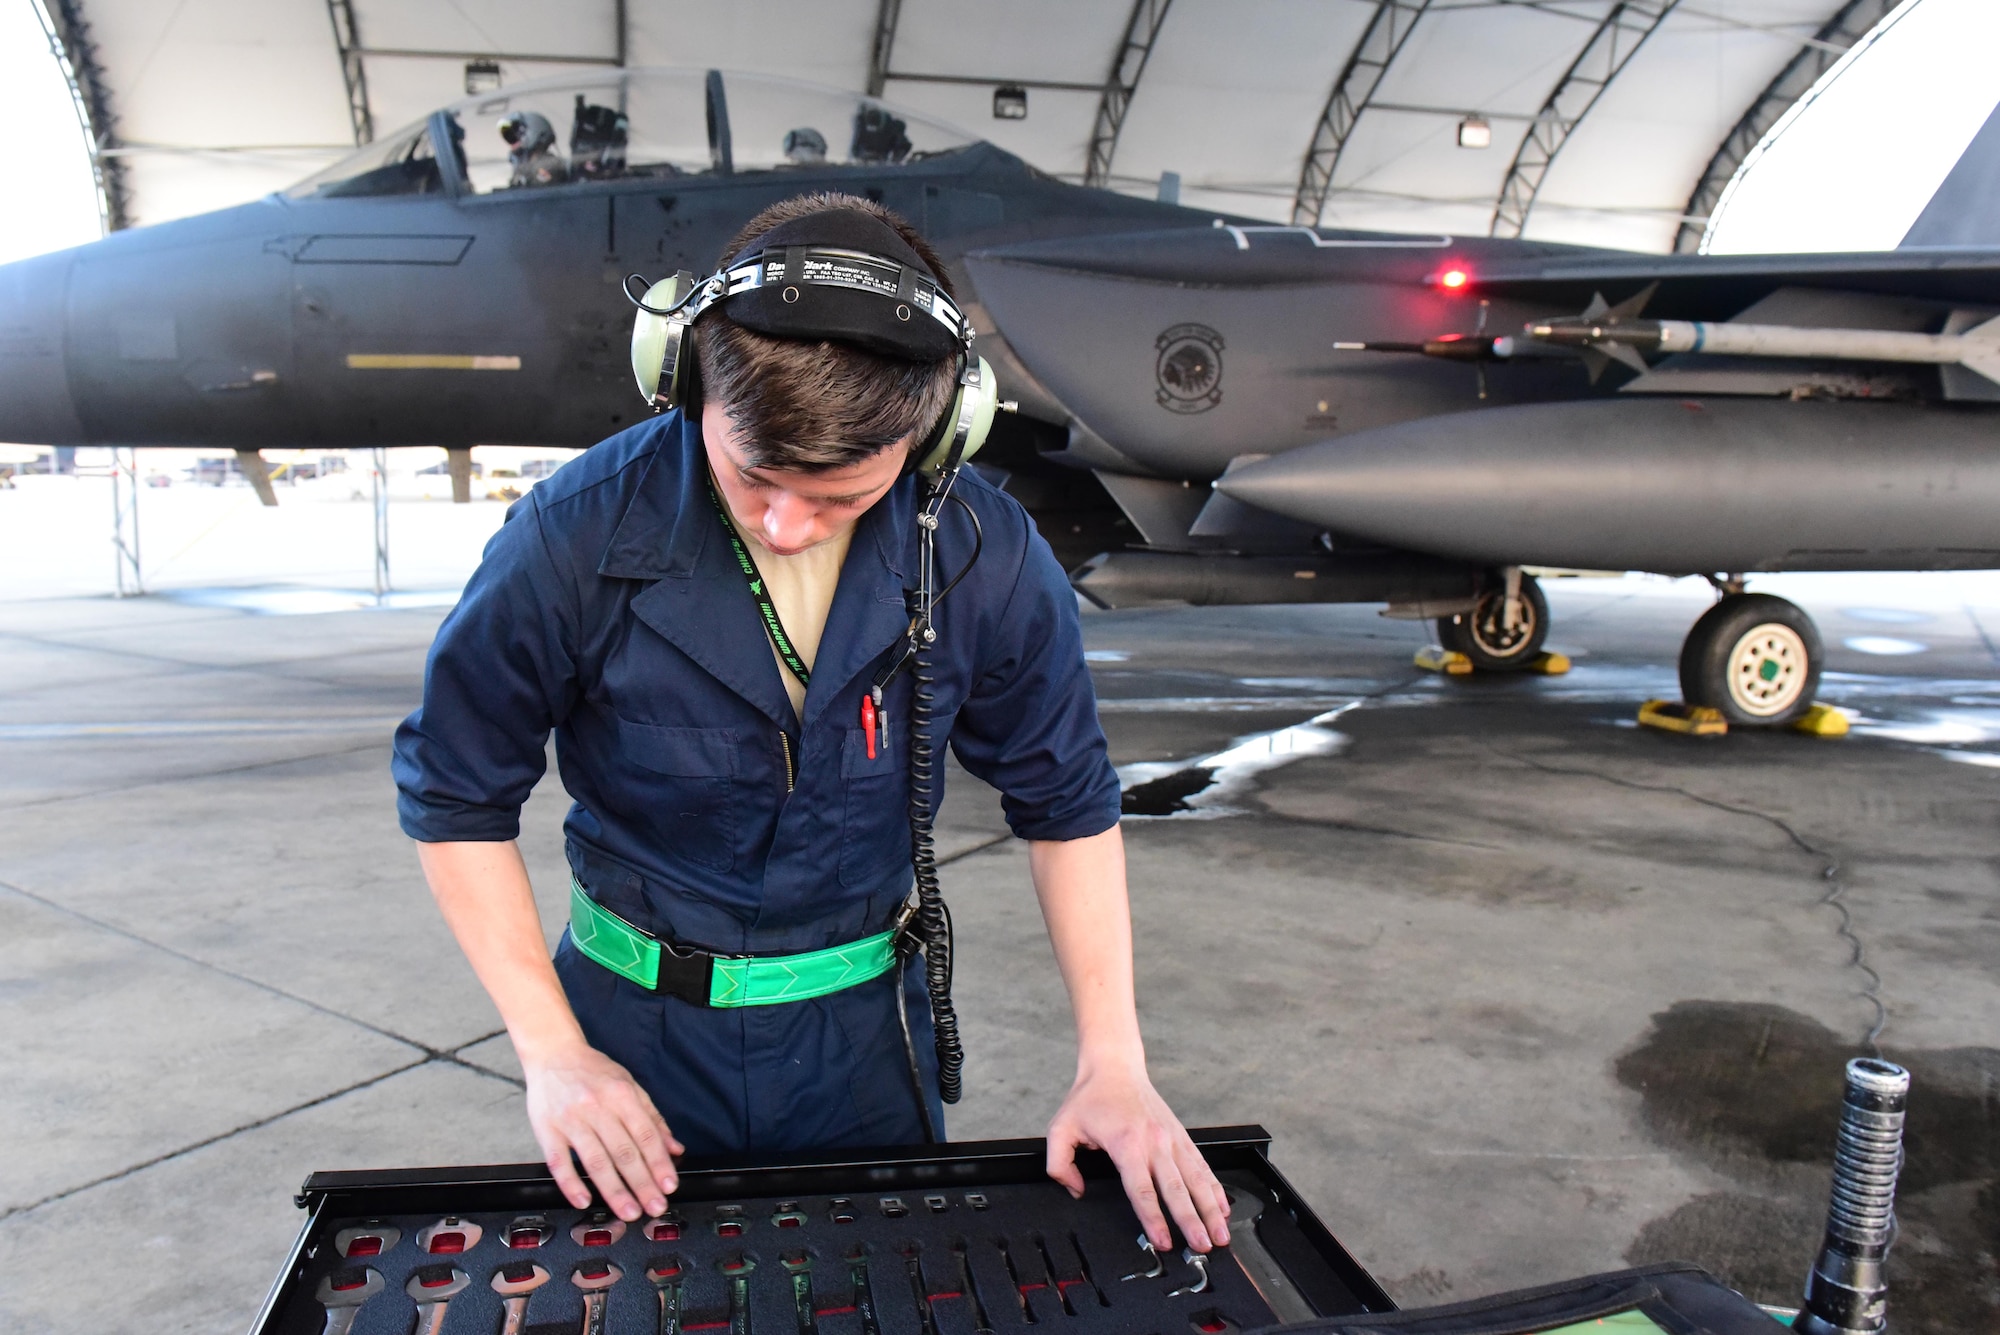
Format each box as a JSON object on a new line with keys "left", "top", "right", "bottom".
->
{"left": 252, "top": 1127, "right": 1391, "bottom": 1335}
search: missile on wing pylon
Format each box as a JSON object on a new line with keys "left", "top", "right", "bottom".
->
{"left": 1525, "top": 310, "right": 2000, "bottom": 385}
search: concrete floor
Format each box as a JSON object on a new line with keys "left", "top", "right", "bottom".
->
{"left": 2, "top": 573, "right": 1997, "bottom": 1333}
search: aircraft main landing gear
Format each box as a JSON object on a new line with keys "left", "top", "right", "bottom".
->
{"left": 1677, "top": 591, "right": 1823, "bottom": 726}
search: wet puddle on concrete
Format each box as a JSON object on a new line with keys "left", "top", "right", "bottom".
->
{"left": 1118, "top": 703, "right": 1355, "bottom": 818}
{"left": 1617, "top": 1000, "right": 1999, "bottom": 1332}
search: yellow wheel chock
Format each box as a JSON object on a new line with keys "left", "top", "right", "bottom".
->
{"left": 1790, "top": 703, "right": 1850, "bottom": 737}
{"left": 1414, "top": 647, "right": 1570, "bottom": 677}
{"left": 1414, "top": 646, "right": 1474, "bottom": 675}
{"left": 1637, "top": 700, "right": 1729, "bottom": 736}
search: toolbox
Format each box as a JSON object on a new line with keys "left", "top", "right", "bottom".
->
{"left": 249, "top": 1125, "right": 1391, "bottom": 1335}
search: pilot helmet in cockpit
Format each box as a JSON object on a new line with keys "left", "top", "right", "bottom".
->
{"left": 783, "top": 127, "right": 828, "bottom": 166}
{"left": 498, "top": 110, "right": 565, "bottom": 187}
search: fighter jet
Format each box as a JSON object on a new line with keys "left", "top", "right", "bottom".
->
{"left": 0, "top": 67, "right": 1197, "bottom": 520}
{"left": 965, "top": 107, "right": 2000, "bottom": 728}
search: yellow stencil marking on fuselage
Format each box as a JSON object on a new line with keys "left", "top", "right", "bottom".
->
{"left": 344, "top": 354, "right": 521, "bottom": 370}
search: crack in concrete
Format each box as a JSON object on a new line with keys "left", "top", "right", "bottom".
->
{"left": 1249, "top": 809, "right": 1504, "bottom": 849}
{"left": 1480, "top": 746, "right": 1888, "bottom": 1052}
{"left": 0, "top": 875, "right": 518, "bottom": 1222}
{"left": 0, "top": 1057, "right": 434, "bottom": 1223}
{"left": 0, "top": 876, "right": 515, "bottom": 1079}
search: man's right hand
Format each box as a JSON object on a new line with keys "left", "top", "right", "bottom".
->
{"left": 524, "top": 1043, "right": 683, "bottom": 1221}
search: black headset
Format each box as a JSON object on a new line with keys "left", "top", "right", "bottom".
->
{"left": 625, "top": 243, "right": 998, "bottom": 480}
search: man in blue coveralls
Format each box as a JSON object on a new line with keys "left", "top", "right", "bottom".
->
{"left": 392, "top": 194, "right": 1229, "bottom": 1255}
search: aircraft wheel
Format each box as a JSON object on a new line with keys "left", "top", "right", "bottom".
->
{"left": 1679, "top": 593, "right": 1822, "bottom": 725}
{"left": 1436, "top": 574, "right": 1550, "bottom": 671}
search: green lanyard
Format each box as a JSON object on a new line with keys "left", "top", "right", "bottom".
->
{"left": 707, "top": 478, "right": 811, "bottom": 690}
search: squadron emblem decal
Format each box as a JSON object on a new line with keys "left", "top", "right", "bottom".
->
{"left": 1154, "top": 323, "right": 1223, "bottom": 414}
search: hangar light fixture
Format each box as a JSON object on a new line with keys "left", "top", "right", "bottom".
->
{"left": 993, "top": 85, "right": 1028, "bottom": 120}
{"left": 464, "top": 60, "right": 502, "bottom": 95}
{"left": 1456, "top": 115, "right": 1491, "bottom": 149}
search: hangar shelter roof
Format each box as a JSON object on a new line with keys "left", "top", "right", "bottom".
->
{"left": 38, "top": 0, "right": 1897, "bottom": 254}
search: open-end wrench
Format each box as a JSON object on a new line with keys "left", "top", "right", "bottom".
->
{"left": 996, "top": 1239, "right": 1036, "bottom": 1325}
{"left": 781, "top": 1250, "right": 818, "bottom": 1335}
{"left": 491, "top": 1260, "right": 551, "bottom": 1335}
{"left": 644, "top": 1211, "right": 686, "bottom": 1243}
{"left": 503, "top": 1215, "right": 553, "bottom": 1250}
{"left": 1032, "top": 1236, "right": 1076, "bottom": 1317}
{"left": 846, "top": 1245, "right": 882, "bottom": 1335}
{"left": 720, "top": 1254, "right": 756, "bottom": 1335}
{"left": 1217, "top": 1184, "right": 1316, "bottom": 1323}
{"left": 416, "top": 1216, "right": 484, "bottom": 1256}
{"left": 951, "top": 1238, "right": 994, "bottom": 1335}
{"left": 405, "top": 1263, "right": 471, "bottom": 1335}
{"left": 572, "top": 1258, "right": 623, "bottom": 1335}
{"left": 314, "top": 1266, "right": 382, "bottom": 1335}
{"left": 332, "top": 1222, "right": 400, "bottom": 1259}
{"left": 572, "top": 1211, "right": 629, "bottom": 1248}
{"left": 900, "top": 1243, "right": 939, "bottom": 1335}
{"left": 647, "top": 1256, "right": 686, "bottom": 1335}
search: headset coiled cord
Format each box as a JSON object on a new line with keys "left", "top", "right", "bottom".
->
{"left": 888, "top": 490, "right": 981, "bottom": 1139}
{"left": 908, "top": 638, "right": 962, "bottom": 1109}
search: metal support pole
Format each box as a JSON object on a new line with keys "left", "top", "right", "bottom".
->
{"left": 110, "top": 446, "right": 142, "bottom": 596}
{"left": 370, "top": 447, "right": 390, "bottom": 599}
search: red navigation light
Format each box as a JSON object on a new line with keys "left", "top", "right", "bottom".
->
{"left": 1439, "top": 266, "right": 1471, "bottom": 290}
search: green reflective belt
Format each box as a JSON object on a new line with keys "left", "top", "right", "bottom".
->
{"left": 569, "top": 879, "right": 901, "bottom": 1007}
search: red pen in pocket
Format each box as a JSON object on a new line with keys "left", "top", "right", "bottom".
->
{"left": 860, "top": 693, "right": 877, "bottom": 760}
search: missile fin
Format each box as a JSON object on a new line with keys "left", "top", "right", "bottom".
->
{"left": 1603, "top": 341, "right": 1651, "bottom": 376}
{"left": 1581, "top": 348, "right": 1611, "bottom": 384}
{"left": 1604, "top": 282, "right": 1658, "bottom": 323}
{"left": 1581, "top": 291, "right": 1610, "bottom": 321}
{"left": 1956, "top": 314, "right": 2000, "bottom": 385}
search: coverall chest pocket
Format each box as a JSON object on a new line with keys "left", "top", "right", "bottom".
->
{"left": 617, "top": 720, "right": 739, "bottom": 873}
{"left": 840, "top": 724, "right": 904, "bottom": 887}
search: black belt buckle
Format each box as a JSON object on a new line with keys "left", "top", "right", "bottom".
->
{"left": 653, "top": 939, "right": 716, "bottom": 1006}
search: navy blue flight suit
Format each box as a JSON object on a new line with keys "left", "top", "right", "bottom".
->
{"left": 393, "top": 411, "right": 1121, "bottom": 1154}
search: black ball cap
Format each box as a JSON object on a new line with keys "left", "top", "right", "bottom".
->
{"left": 714, "top": 208, "right": 960, "bottom": 362}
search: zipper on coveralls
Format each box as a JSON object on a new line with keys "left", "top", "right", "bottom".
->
{"left": 778, "top": 730, "right": 795, "bottom": 792}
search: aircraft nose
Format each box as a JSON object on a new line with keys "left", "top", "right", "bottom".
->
{"left": 0, "top": 250, "right": 85, "bottom": 445}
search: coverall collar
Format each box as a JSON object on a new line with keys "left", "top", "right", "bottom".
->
{"left": 598, "top": 412, "right": 916, "bottom": 730}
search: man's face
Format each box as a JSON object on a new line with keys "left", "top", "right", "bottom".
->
{"left": 701, "top": 400, "right": 910, "bottom": 557}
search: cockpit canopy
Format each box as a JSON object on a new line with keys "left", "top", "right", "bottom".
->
{"left": 286, "top": 68, "right": 984, "bottom": 200}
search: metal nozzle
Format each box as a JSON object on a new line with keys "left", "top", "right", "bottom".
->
{"left": 1794, "top": 1057, "right": 1910, "bottom": 1335}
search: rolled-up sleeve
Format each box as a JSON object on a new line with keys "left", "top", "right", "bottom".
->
{"left": 949, "top": 512, "right": 1121, "bottom": 842}
{"left": 393, "top": 496, "right": 579, "bottom": 841}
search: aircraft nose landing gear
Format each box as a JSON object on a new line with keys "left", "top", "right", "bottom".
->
{"left": 1436, "top": 569, "right": 1551, "bottom": 670}
{"left": 1677, "top": 591, "right": 1824, "bottom": 726}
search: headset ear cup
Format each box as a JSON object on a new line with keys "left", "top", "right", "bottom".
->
{"left": 916, "top": 355, "right": 998, "bottom": 479}
{"left": 630, "top": 271, "right": 696, "bottom": 410}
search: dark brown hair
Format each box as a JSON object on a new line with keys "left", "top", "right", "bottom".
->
{"left": 695, "top": 193, "right": 959, "bottom": 471}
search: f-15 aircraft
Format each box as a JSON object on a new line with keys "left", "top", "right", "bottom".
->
{"left": 5, "top": 65, "right": 1997, "bottom": 727}
{"left": 965, "top": 105, "right": 2000, "bottom": 728}
{"left": 0, "top": 67, "right": 1191, "bottom": 523}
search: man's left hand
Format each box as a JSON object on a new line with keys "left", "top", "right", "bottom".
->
{"left": 1045, "top": 1063, "right": 1231, "bottom": 1253}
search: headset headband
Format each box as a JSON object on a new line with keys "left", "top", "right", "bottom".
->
{"left": 660, "top": 246, "right": 969, "bottom": 355}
